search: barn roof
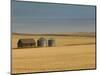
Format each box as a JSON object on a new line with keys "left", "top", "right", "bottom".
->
{"left": 18, "top": 39, "right": 35, "bottom": 44}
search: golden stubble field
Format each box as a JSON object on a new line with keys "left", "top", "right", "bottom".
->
{"left": 12, "top": 33, "right": 96, "bottom": 74}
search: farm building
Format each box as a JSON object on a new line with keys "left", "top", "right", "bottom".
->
{"left": 48, "top": 38, "right": 55, "bottom": 47}
{"left": 17, "top": 39, "right": 36, "bottom": 48}
{"left": 37, "top": 37, "right": 47, "bottom": 47}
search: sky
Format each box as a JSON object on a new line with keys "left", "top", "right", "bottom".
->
{"left": 12, "top": 0, "right": 96, "bottom": 34}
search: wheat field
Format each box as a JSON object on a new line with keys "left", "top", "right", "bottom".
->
{"left": 12, "top": 33, "right": 96, "bottom": 74}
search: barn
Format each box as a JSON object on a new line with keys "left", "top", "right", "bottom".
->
{"left": 48, "top": 38, "right": 55, "bottom": 47}
{"left": 37, "top": 37, "right": 47, "bottom": 47}
{"left": 17, "top": 39, "right": 36, "bottom": 48}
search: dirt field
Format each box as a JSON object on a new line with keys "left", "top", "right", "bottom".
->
{"left": 12, "top": 33, "right": 96, "bottom": 74}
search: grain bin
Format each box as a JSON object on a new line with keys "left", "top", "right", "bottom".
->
{"left": 37, "top": 37, "right": 47, "bottom": 47}
{"left": 48, "top": 38, "right": 55, "bottom": 47}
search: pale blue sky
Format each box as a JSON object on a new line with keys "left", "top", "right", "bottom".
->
{"left": 12, "top": 1, "right": 96, "bottom": 34}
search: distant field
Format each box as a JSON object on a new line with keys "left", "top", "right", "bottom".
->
{"left": 12, "top": 32, "right": 95, "bottom": 48}
{"left": 12, "top": 33, "right": 96, "bottom": 74}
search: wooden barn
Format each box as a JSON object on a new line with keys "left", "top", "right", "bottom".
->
{"left": 37, "top": 37, "right": 47, "bottom": 47}
{"left": 17, "top": 39, "right": 36, "bottom": 48}
{"left": 48, "top": 38, "right": 55, "bottom": 47}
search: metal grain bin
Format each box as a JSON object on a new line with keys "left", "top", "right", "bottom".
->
{"left": 48, "top": 38, "right": 55, "bottom": 47}
{"left": 37, "top": 37, "right": 47, "bottom": 47}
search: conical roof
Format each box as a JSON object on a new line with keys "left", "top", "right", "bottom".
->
{"left": 38, "top": 37, "right": 47, "bottom": 41}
